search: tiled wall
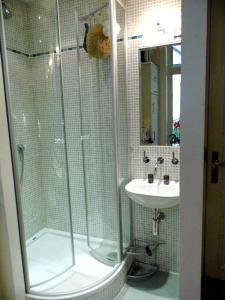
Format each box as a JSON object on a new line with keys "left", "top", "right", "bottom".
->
{"left": 4, "top": 0, "right": 29, "bottom": 53}
{"left": 7, "top": 51, "right": 47, "bottom": 239}
{"left": 126, "top": 0, "right": 181, "bottom": 272}
{"left": 4, "top": 0, "right": 73, "bottom": 239}
{"left": 4, "top": 0, "right": 47, "bottom": 239}
{"left": 30, "top": 53, "right": 72, "bottom": 234}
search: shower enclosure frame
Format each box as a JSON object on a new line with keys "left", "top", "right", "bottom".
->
{"left": 0, "top": 0, "right": 130, "bottom": 298}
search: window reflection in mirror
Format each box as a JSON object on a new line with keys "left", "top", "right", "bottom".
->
{"left": 139, "top": 44, "right": 181, "bottom": 146}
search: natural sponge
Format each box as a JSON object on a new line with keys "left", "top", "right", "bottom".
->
{"left": 86, "top": 23, "right": 110, "bottom": 59}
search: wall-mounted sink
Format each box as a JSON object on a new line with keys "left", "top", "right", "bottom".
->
{"left": 125, "top": 179, "right": 179, "bottom": 209}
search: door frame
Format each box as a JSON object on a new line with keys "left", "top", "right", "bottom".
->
{"left": 0, "top": 54, "right": 26, "bottom": 299}
{"left": 180, "top": 0, "right": 208, "bottom": 299}
{"left": 0, "top": 0, "right": 209, "bottom": 299}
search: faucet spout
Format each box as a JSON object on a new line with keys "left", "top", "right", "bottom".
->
{"left": 154, "top": 157, "right": 164, "bottom": 177}
{"left": 154, "top": 163, "right": 158, "bottom": 176}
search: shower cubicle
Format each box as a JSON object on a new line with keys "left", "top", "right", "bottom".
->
{"left": 0, "top": 0, "right": 130, "bottom": 297}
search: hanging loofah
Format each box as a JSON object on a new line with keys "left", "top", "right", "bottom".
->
{"left": 86, "top": 23, "right": 110, "bottom": 59}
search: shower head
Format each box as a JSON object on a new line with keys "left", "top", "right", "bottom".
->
{"left": 2, "top": 2, "right": 12, "bottom": 19}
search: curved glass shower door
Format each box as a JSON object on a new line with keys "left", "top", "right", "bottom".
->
{"left": 77, "top": 0, "right": 130, "bottom": 266}
{"left": 76, "top": 3, "right": 118, "bottom": 265}
{"left": 0, "top": 0, "right": 74, "bottom": 288}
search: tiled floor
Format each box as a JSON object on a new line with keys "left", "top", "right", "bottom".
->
{"left": 116, "top": 271, "right": 179, "bottom": 300}
{"left": 26, "top": 229, "right": 115, "bottom": 295}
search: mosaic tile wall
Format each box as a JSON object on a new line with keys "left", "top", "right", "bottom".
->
{"left": 5, "top": 0, "right": 47, "bottom": 239}
{"left": 30, "top": 53, "right": 72, "bottom": 233}
{"left": 4, "top": 0, "right": 72, "bottom": 239}
{"left": 126, "top": 0, "right": 181, "bottom": 272}
{"left": 4, "top": 0, "right": 29, "bottom": 54}
{"left": 6, "top": 55, "right": 47, "bottom": 239}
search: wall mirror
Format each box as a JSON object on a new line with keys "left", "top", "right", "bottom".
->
{"left": 139, "top": 43, "right": 181, "bottom": 146}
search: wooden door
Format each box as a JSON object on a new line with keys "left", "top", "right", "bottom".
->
{"left": 205, "top": 0, "right": 225, "bottom": 280}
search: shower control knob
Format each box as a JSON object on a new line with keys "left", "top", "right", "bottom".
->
{"left": 171, "top": 152, "right": 179, "bottom": 165}
{"left": 143, "top": 151, "right": 150, "bottom": 163}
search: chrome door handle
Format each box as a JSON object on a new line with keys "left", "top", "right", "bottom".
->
{"left": 212, "top": 160, "right": 225, "bottom": 168}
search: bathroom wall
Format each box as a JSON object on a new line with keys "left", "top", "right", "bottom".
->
{"left": 4, "top": 0, "right": 29, "bottom": 53}
{"left": 30, "top": 53, "right": 72, "bottom": 234}
{"left": 4, "top": 0, "right": 73, "bottom": 239}
{"left": 5, "top": 0, "right": 47, "bottom": 239}
{"left": 126, "top": 0, "right": 181, "bottom": 272}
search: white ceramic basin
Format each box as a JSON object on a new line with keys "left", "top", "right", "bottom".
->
{"left": 125, "top": 179, "right": 180, "bottom": 209}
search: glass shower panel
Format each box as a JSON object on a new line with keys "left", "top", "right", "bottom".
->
{"left": 1, "top": 0, "right": 74, "bottom": 288}
{"left": 116, "top": 0, "right": 131, "bottom": 253}
{"left": 77, "top": 1, "right": 120, "bottom": 265}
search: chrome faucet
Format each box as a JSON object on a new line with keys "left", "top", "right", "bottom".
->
{"left": 154, "top": 157, "right": 164, "bottom": 176}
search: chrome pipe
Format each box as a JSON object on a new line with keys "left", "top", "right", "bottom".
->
{"left": 153, "top": 208, "right": 159, "bottom": 236}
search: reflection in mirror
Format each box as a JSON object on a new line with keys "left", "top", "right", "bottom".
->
{"left": 139, "top": 44, "right": 181, "bottom": 146}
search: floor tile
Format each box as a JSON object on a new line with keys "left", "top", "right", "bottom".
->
{"left": 117, "top": 271, "right": 179, "bottom": 300}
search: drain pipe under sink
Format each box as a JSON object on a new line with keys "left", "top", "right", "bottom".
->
{"left": 153, "top": 208, "right": 164, "bottom": 236}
